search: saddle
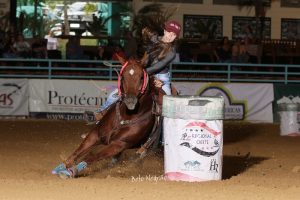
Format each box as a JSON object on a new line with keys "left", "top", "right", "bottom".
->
{"left": 136, "top": 83, "right": 178, "bottom": 157}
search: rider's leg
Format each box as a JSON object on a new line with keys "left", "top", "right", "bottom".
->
{"left": 153, "top": 73, "right": 171, "bottom": 144}
{"left": 154, "top": 72, "right": 171, "bottom": 95}
{"left": 94, "top": 88, "right": 120, "bottom": 121}
{"left": 82, "top": 89, "right": 120, "bottom": 138}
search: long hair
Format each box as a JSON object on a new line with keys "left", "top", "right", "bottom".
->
{"left": 142, "top": 28, "right": 173, "bottom": 63}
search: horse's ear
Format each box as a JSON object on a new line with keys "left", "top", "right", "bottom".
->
{"left": 115, "top": 53, "right": 126, "bottom": 65}
{"left": 140, "top": 52, "right": 149, "bottom": 68}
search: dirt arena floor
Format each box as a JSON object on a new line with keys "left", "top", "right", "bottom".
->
{"left": 0, "top": 119, "right": 299, "bottom": 200}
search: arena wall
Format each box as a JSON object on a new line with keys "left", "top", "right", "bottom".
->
{"left": 2, "top": 78, "right": 295, "bottom": 123}
{"left": 133, "top": 0, "right": 300, "bottom": 39}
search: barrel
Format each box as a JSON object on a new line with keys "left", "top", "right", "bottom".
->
{"left": 278, "top": 103, "right": 300, "bottom": 136}
{"left": 162, "top": 95, "right": 224, "bottom": 182}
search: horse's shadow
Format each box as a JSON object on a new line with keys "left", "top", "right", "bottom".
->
{"left": 223, "top": 122, "right": 279, "bottom": 144}
{"left": 222, "top": 122, "right": 272, "bottom": 179}
{"left": 222, "top": 154, "right": 268, "bottom": 179}
{"left": 82, "top": 148, "right": 268, "bottom": 180}
{"left": 83, "top": 148, "right": 164, "bottom": 179}
{"left": 79, "top": 122, "right": 273, "bottom": 179}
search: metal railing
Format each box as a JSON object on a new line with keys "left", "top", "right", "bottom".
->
{"left": 0, "top": 58, "right": 300, "bottom": 84}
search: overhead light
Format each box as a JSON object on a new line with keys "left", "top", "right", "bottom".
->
{"left": 70, "top": 23, "right": 80, "bottom": 28}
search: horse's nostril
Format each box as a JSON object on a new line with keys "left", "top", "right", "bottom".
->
{"left": 124, "top": 96, "right": 138, "bottom": 110}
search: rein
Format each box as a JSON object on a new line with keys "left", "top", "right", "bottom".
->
{"left": 117, "top": 61, "right": 148, "bottom": 96}
{"left": 114, "top": 101, "right": 154, "bottom": 126}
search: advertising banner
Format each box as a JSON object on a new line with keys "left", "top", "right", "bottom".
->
{"left": 27, "top": 79, "right": 274, "bottom": 122}
{"left": 174, "top": 82, "right": 274, "bottom": 122}
{"left": 29, "top": 79, "right": 117, "bottom": 120}
{"left": 0, "top": 79, "right": 29, "bottom": 116}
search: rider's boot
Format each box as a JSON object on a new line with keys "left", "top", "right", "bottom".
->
{"left": 81, "top": 109, "right": 108, "bottom": 139}
{"left": 95, "top": 107, "right": 110, "bottom": 122}
{"left": 83, "top": 109, "right": 108, "bottom": 125}
{"left": 94, "top": 110, "right": 106, "bottom": 121}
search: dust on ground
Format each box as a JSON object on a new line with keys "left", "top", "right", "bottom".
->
{"left": 0, "top": 119, "right": 299, "bottom": 200}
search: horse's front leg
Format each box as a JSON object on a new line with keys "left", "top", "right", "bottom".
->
{"left": 64, "top": 128, "right": 100, "bottom": 168}
{"left": 52, "top": 128, "right": 100, "bottom": 176}
{"left": 57, "top": 140, "right": 128, "bottom": 179}
{"left": 83, "top": 140, "right": 128, "bottom": 165}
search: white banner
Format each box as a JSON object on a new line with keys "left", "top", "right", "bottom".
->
{"left": 174, "top": 82, "right": 274, "bottom": 122}
{"left": 0, "top": 79, "right": 29, "bottom": 116}
{"left": 27, "top": 79, "right": 274, "bottom": 122}
{"left": 29, "top": 79, "right": 117, "bottom": 114}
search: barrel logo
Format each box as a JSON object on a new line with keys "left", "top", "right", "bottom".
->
{"left": 180, "top": 121, "right": 221, "bottom": 157}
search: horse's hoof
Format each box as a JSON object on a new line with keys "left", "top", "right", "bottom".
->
{"left": 58, "top": 169, "right": 74, "bottom": 179}
{"left": 77, "top": 161, "right": 87, "bottom": 172}
{"left": 136, "top": 148, "right": 147, "bottom": 159}
{"left": 52, "top": 163, "right": 66, "bottom": 175}
{"left": 108, "top": 157, "right": 119, "bottom": 167}
{"left": 130, "top": 151, "right": 147, "bottom": 162}
{"left": 138, "top": 151, "right": 147, "bottom": 159}
{"left": 57, "top": 162, "right": 87, "bottom": 179}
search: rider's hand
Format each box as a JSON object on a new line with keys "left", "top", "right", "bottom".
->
{"left": 154, "top": 79, "right": 164, "bottom": 88}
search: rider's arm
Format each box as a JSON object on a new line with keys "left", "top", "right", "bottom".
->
{"left": 146, "top": 49, "right": 176, "bottom": 75}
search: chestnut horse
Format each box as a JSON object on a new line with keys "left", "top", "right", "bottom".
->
{"left": 52, "top": 55, "right": 161, "bottom": 178}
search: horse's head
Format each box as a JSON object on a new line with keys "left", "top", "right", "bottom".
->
{"left": 117, "top": 54, "right": 149, "bottom": 110}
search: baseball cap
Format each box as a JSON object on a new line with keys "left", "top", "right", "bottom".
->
{"left": 164, "top": 20, "right": 181, "bottom": 37}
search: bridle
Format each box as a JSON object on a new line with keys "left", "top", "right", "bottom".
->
{"left": 117, "top": 61, "right": 148, "bottom": 96}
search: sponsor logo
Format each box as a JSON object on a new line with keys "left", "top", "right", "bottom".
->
{"left": 209, "top": 159, "right": 219, "bottom": 173}
{"left": 198, "top": 84, "right": 246, "bottom": 120}
{"left": 183, "top": 160, "right": 201, "bottom": 171}
{"left": 48, "top": 90, "right": 104, "bottom": 106}
{"left": 0, "top": 83, "right": 22, "bottom": 107}
{"left": 47, "top": 90, "right": 107, "bottom": 112}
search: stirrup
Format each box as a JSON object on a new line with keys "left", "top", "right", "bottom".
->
{"left": 83, "top": 111, "right": 96, "bottom": 124}
{"left": 94, "top": 112, "right": 104, "bottom": 121}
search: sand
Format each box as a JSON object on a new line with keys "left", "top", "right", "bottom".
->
{"left": 0, "top": 119, "right": 299, "bottom": 200}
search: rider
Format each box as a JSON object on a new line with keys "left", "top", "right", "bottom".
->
{"left": 92, "top": 20, "right": 182, "bottom": 122}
